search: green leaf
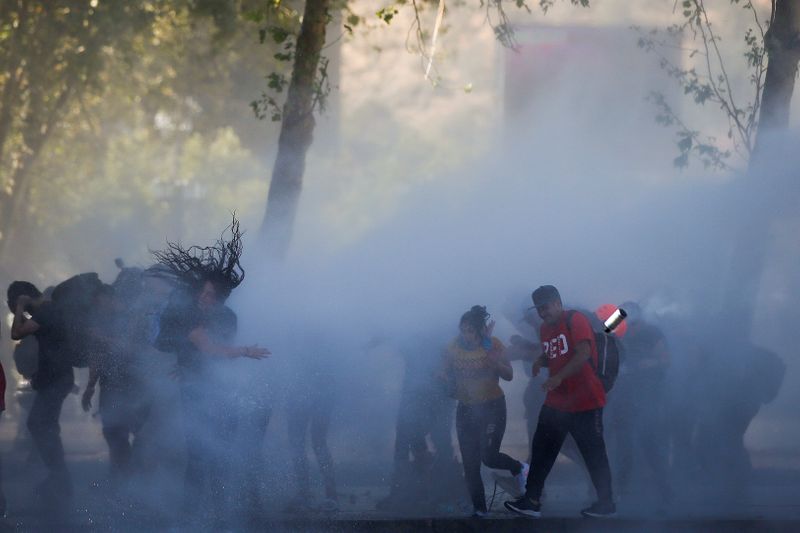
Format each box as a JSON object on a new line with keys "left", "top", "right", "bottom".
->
{"left": 376, "top": 7, "right": 398, "bottom": 24}
{"left": 242, "top": 10, "right": 265, "bottom": 23}
{"left": 269, "top": 27, "right": 290, "bottom": 44}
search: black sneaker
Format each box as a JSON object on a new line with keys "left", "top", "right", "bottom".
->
{"left": 504, "top": 496, "right": 542, "bottom": 518}
{"left": 580, "top": 501, "right": 616, "bottom": 518}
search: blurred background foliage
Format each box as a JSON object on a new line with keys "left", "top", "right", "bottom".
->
{"left": 0, "top": 0, "right": 303, "bottom": 281}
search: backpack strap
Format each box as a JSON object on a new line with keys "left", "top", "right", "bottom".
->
{"left": 564, "top": 310, "right": 597, "bottom": 371}
{"left": 599, "top": 333, "right": 607, "bottom": 374}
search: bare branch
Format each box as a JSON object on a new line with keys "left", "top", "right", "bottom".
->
{"left": 695, "top": 0, "right": 751, "bottom": 154}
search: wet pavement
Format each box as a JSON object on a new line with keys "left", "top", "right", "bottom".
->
{"left": 0, "top": 393, "right": 798, "bottom": 531}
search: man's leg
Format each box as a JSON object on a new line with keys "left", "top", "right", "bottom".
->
{"left": 639, "top": 401, "right": 672, "bottom": 500}
{"left": 570, "top": 408, "right": 613, "bottom": 505}
{"left": 612, "top": 400, "right": 636, "bottom": 495}
{"left": 27, "top": 378, "right": 72, "bottom": 480}
{"left": 100, "top": 388, "right": 134, "bottom": 482}
{"left": 525, "top": 405, "right": 569, "bottom": 502}
{"left": 428, "top": 394, "right": 455, "bottom": 463}
{"left": 102, "top": 425, "right": 132, "bottom": 481}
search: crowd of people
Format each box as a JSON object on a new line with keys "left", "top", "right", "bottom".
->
{"left": 0, "top": 218, "right": 788, "bottom": 524}
{"left": 378, "top": 290, "right": 787, "bottom": 518}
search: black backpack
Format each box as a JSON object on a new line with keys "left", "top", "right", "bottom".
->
{"left": 13, "top": 336, "right": 39, "bottom": 380}
{"left": 50, "top": 272, "right": 104, "bottom": 368}
{"left": 566, "top": 310, "right": 621, "bottom": 393}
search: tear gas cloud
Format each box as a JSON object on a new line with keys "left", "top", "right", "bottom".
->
{"left": 229, "top": 38, "right": 799, "bottom": 512}
{"left": 2, "top": 1, "right": 798, "bottom": 524}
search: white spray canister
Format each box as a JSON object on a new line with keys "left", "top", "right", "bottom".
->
{"left": 603, "top": 308, "right": 627, "bottom": 334}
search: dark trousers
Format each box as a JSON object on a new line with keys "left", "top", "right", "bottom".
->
{"left": 100, "top": 386, "right": 150, "bottom": 479}
{"left": 526, "top": 405, "right": 613, "bottom": 504}
{"left": 393, "top": 390, "right": 454, "bottom": 466}
{"left": 27, "top": 374, "right": 73, "bottom": 475}
{"left": 287, "top": 396, "right": 336, "bottom": 499}
{"left": 456, "top": 396, "right": 521, "bottom": 512}
{"left": 613, "top": 390, "right": 671, "bottom": 497}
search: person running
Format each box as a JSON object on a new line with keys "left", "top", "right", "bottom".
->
{"left": 443, "top": 305, "right": 528, "bottom": 518}
{"left": 505, "top": 285, "right": 614, "bottom": 519}
{"left": 8, "top": 281, "right": 75, "bottom": 507}
{"left": 612, "top": 301, "right": 672, "bottom": 503}
{"left": 81, "top": 284, "right": 151, "bottom": 485}
{"left": 377, "top": 331, "right": 457, "bottom": 513}
{"left": 152, "top": 216, "right": 269, "bottom": 522}
{"left": 285, "top": 351, "right": 338, "bottom": 512}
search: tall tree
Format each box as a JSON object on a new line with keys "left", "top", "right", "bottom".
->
{"left": 639, "top": 0, "right": 800, "bottom": 333}
{"left": 754, "top": 0, "right": 800, "bottom": 141}
{"left": 254, "top": 0, "right": 589, "bottom": 259}
{"left": 727, "top": 0, "right": 800, "bottom": 333}
{"left": 259, "top": 0, "right": 331, "bottom": 259}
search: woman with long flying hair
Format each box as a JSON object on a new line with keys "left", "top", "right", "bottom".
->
{"left": 152, "top": 216, "right": 268, "bottom": 522}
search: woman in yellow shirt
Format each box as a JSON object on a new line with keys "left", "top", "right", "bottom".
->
{"left": 443, "top": 305, "right": 529, "bottom": 517}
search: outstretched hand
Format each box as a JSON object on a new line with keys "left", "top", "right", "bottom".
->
{"left": 240, "top": 345, "right": 270, "bottom": 359}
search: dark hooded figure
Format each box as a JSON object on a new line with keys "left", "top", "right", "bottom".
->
{"left": 151, "top": 216, "right": 269, "bottom": 523}
{"left": 9, "top": 280, "right": 74, "bottom": 509}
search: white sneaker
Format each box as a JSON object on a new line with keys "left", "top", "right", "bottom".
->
{"left": 515, "top": 462, "right": 530, "bottom": 496}
{"left": 493, "top": 467, "right": 526, "bottom": 498}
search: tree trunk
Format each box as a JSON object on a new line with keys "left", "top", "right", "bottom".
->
{"left": 722, "top": 0, "right": 800, "bottom": 335}
{"left": 259, "top": 0, "right": 331, "bottom": 260}
{"left": 755, "top": 0, "right": 800, "bottom": 136}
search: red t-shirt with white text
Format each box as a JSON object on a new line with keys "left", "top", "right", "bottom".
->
{"left": 540, "top": 311, "right": 606, "bottom": 412}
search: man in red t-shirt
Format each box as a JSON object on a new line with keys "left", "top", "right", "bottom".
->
{"left": 506, "top": 285, "right": 615, "bottom": 519}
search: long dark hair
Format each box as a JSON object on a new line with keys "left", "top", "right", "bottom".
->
{"left": 152, "top": 215, "right": 245, "bottom": 300}
{"left": 460, "top": 305, "right": 490, "bottom": 336}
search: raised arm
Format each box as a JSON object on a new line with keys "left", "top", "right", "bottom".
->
{"left": 11, "top": 296, "right": 40, "bottom": 340}
{"left": 187, "top": 327, "right": 269, "bottom": 359}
